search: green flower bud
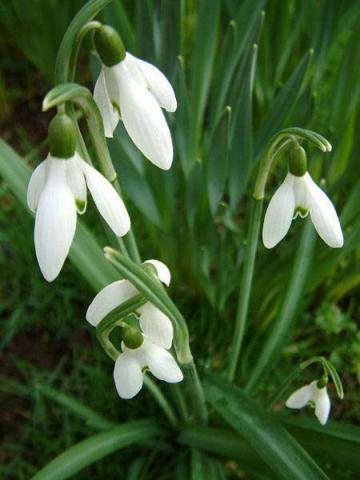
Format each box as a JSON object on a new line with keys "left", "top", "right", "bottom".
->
{"left": 48, "top": 114, "right": 77, "bottom": 159}
{"left": 122, "top": 325, "right": 143, "bottom": 349}
{"left": 317, "top": 375, "right": 328, "bottom": 389}
{"left": 94, "top": 25, "right": 126, "bottom": 67}
{"left": 289, "top": 144, "right": 307, "bottom": 177}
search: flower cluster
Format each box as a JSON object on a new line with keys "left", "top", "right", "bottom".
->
{"left": 86, "top": 260, "right": 183, "bottom": 399}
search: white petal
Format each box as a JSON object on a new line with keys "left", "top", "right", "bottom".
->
{"left": 293, "top": 175, "right": 310, "bottom": 212}
{"left": 262, "top": 173, "right": 295, "bottom": 248}
{"left": 34, "top": 157, "right": 77, "bottom": 282}
{"left": 82, "top": 161, "right": 131, "bottom": 237}
{"left": 143, "top": 341, "right": 183, "bottom": 383}
{"left": 286, "top": 382, "right": 316, "bottom": 409}
{"left": 314, "top": 387, "right": 331, "bottom": 425}
{"left": 114, "top": 62, "right": 173, "bottom": 170}
{"left": 66, "top": 153, "right": 87, "bottom": 214}
{"left": 94, "top": 69, "right": 120, "bottom": 138}
{"left": 113, "top": 352, "right": 143, "bottom": 399}
{"left": 27, "top": 158, "right": 48, "bottom": 213}
{"left": 129, "top": 54, "right": 177, "bottom": 112}
{"left": 305, "top": 174, "right": 344, "bottom": 248}
{"left": 86, "top": 279, "right": 137, "bottom": 327}
{"left": 140, "top": 303, "right": 173, "bottom": 349}
{"left": 143, "top": 259, "right": 171, "bottom": 286}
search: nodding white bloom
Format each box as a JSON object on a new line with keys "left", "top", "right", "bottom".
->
{"left": 27, "top": 153, "right": 130, "bottom": 282}
{"left": 86, "top": 260, "right": 183, "bottom": 399}
{"left": 262, "top": 172, "right": 343, "bottom": 249}
{"left": 286, "top": 380, "right": 331, "bottom": 425}
{"left": 94, "top": 52, "right": 177, "bottom": 170}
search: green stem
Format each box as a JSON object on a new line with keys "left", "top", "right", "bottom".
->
{"left": 183, "top": 363, "right": 208, "bottom": 425}
{"left": 227, "top": 198, "right": 263, "bottom": 382}
{"left": 55, "top": 0, "right": 112, "bottom": 84}
{"left": 143, "top": 376, "right": 178, "bottom": 428}
{"left": 245, "top": 219, "right": 316, "bottom": 393}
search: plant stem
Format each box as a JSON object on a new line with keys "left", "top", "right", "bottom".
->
{"left": 227, "top": 198, "right": 263, "bottom": 382}
{"left": 245, "top": 219, "right": 316, "bottom": 393}
{"left": 183, "top": 363, "right": 208, "bottom": 425}
{"left": 143, "top": 376, "right": 178, "bottom": 428}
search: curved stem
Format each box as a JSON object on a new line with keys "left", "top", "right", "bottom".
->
{"left": 227, "top": 198, "right": 263, "bottom": 382}
{"left": 55, "top": 0, "right": 112, "bottom": 84}
{"left": 143, "top": 377, "right": 178, "bottom": 428}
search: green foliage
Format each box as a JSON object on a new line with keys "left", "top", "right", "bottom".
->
{"left": 1, "top": 0, "right": 360, "bottom": 479}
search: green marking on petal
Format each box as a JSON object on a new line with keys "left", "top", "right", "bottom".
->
{"left": 111, "top": 101, "right": 121, "bottom": 118}
{"left": 293, "top": 206, "right": 309, "bottom": 219}
{"left": 76, "top": 198, "right": 86, "bottom": 214}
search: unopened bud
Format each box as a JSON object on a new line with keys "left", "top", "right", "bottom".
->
{"left": 289, "top": 144, "right": 307, "bottom": 177}
{"left": 48, "top": 114, "right": 77, "bottom": 159}
{"left": 94, "top": 25, "right": 126, "bottom": 67}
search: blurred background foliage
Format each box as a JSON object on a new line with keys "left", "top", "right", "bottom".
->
{"left": 0, "top": 0, "right": 359, "bottom": 478}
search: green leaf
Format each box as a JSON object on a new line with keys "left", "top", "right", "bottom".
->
{"left": 279, "top": 416, "right": 360, "bottom": 475}
{"left": 159, "top": 0, "right": 183, "bottom": 79}
{"left": 246, "top": 219, "right": 316, "bottom": 393}
{"left": 30, "top": 420, "right": 163, "bottom": 480}
{"left": 255, "top": 50, "right": 313, "bottom": 160}
{"left": 35, "top": 383, "right": 115, "bottom": 431}
{"left": 136, "top": 0, "right": 155, "bottom": 61}
{"left": 228, "top": 42, "right": 258, "bottom": 210}
{"left": 190, "top": 0, "right": 221, "bottom": 158}
{"left": 0, "top": 139, "right": 118, "bottom": 291}
{"left": 204, "top": 376, "right": 329, "bottom": 480}
{"left": 207, "top": 107, "right": 231, "bottom": 216}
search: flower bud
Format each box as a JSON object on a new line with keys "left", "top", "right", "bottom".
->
{"left": 122, "top": 325, "right": 144, "bottom": 349}
{"left": 48, "top": 114, "right": 77, "bottom": 159}
{"left": 289, "top": 144, "right": 307, "bottom": 177}
{"left": 94, "top": 25, "right": 126, "bottom": 67}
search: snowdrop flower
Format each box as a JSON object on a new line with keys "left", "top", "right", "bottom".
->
{"left": 94, "top": 25, "right": 176, "bottom": 170}
{"left": 27, "top": 114, "right": 130, "bottom": 282}
{"left": 286, "top": 380, "right": 331, "bottom": 425}
{"left": 86, "top": 259, "right": 183, "bottom": 399}
{"left": 262, "top": 145, "right": 343, "bottom": 249}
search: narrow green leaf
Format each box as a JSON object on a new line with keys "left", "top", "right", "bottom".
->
{"left": 136, "top": 0, "right": 155, "bottom": 60}
{"left": 30, "top": 420, "right": 163, "bottom": 480}
{"left": 0, "top": 139, "right": 118, "bottom": 290}
{"left": 159, "top": 0, "right": 183, "bottom": 78}
{"left": 205, "top": 376, "right": 329, "bottom": 480}
{"left": 246, "top": 219, "right": 316, "bottom": 393}
{"left": 255, "top": 50, "right": 313, "bottom": 160}
{"left": 190, "top": 0, "right": 221, "bottom": 157}
{"left": 36, "top": 383, "right": 115, "bottom": 431}
{"left": 174, "top": 56, "right": 191, "bottom": 177}
{"left": 207, "top": 107, "right": 231, "bottom": 216}
{"left": 228, "top": 43, "right": 258, "bottom": 210}
{"left": 101, "top": 1, "right": 135, "bottom": 52}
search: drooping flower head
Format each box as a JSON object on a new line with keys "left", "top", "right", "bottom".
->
{"left": 93, "top": 25, "right": 176, "bottom": 170}
{"left": 262, "top": 145, "right": 343, "bottom": 249}
{"left": 86, "top": 259, "right": 183, "bottom": 399}
{"left": 27, "top": 113, "right": 130, "bottom": 282}
{"left": 286, "top": 380, "right": 331, "bottom": 425}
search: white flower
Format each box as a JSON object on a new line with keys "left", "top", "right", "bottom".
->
{"left": 86, "top": 259, "right": 183, "bottom": 399}
{"left": 262, "top": 172, "right": 343, "bottom": 249}
{"left": 27, "top": 153, "right": 130, "bottom": 282}
{"left": 94, "top": 52, "right": 177, "bottom": 170}
{"left": 286, "top": 380, "right": 331, "bottom": 425}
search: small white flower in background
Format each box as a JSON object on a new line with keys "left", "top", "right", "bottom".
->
{"left": 94, "top": 52, "right": 177, "bottom": 170}
{"left": 262, "top": 171, "right": 343, "bottom": 249}
{"left": 27, "top": 152, "right": 130, "bottom": 282}
{"left": 86, "top": 259, "right": 183, "bottom": 399}
{"left": 286, "top": 380, "right": 331, "bottom": 425}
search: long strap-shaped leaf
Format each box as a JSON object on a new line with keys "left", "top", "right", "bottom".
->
{"left": 204, "top": 376, "right": 329, "bottom": 480}
{"left": 30, "top": 420, "right": 163, "bottom": 480}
